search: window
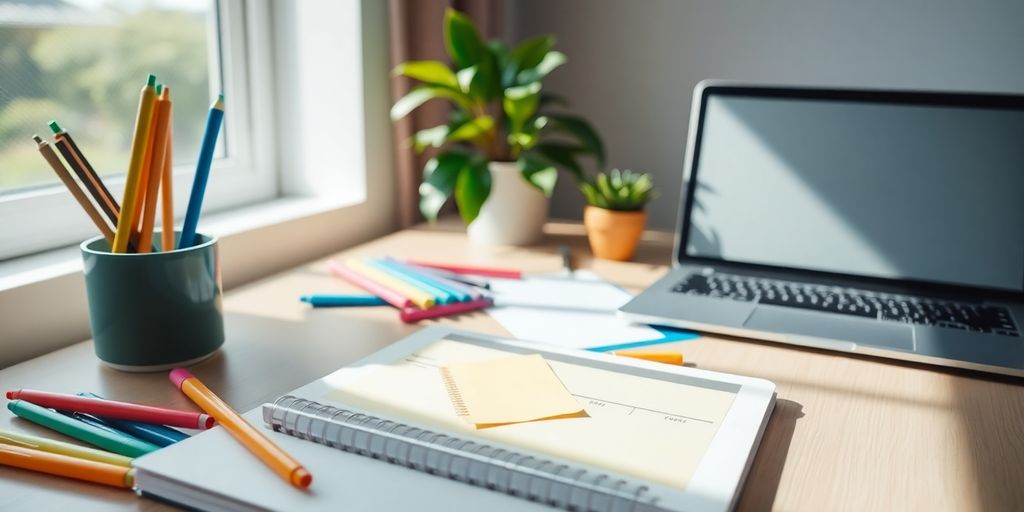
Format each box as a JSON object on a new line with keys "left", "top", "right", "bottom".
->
{"left": 0, "top": 0, "right": 276, "bottom": 259}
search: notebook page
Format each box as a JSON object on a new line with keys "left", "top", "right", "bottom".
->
{"left": 322, "top": 338, "right": 737, "bottom": 489}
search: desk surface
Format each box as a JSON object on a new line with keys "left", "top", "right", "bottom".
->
{"left": 1, "top": 222, "right": 1022, "bottom": 511}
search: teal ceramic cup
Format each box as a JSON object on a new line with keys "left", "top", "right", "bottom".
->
{"left": 81, "top": 232, "right": 224, "bottom": 371}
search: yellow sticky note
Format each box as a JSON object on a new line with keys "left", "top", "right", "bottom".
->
{"left": 441, "top": 354, "right": 586, "bottom": 429}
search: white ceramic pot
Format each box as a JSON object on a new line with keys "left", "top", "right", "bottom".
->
{"left": 467, "top": 161, "right": 549, "bottom": 246}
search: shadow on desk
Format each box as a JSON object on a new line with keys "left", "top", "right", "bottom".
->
{"left": 736, "top": 398, "right": 804, "bottom": 512}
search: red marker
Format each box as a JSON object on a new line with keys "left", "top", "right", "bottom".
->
{"left": 5, "top": 390, "right": 214, "bottom": 430}
{"left": 404, "top": 260, "right": 522, "bottom": 279}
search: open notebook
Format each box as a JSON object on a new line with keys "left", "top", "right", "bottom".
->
{"left": 132, "top": 327, "right": 775, "bottom": 512}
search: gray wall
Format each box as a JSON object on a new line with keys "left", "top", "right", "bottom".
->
{"left": 506, "top": 0, "right": 1024, "bottom": 229}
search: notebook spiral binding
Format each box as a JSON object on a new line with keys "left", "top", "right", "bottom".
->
{"left": 263, "top": 395, "right": 665, "bottom": 512}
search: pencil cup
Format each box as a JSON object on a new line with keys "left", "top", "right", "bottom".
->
{"left": 81, "top": 232, "right": 224, "bottom": 372}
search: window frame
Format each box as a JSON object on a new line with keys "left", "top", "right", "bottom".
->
{"left": 0, "top": 0, "right": 278, "bottom": 260}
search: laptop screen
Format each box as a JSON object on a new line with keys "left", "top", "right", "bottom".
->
{"left": 684, "top": 89, "right": 1024, "bottom": 293}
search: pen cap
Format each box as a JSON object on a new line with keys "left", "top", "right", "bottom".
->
{"left": 169, "top": 368, "right": 194, "bottom": 390}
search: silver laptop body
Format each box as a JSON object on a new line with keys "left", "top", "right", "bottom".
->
{"left": 620, "top": 81, "right": 1024, "bottom": 377}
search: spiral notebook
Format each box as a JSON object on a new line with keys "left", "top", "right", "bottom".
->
{"left": 132, "top": 327, "right": 775, "bottom": 512}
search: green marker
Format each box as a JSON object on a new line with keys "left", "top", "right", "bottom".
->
{"left": 7, "top": 400, "right": 159, "bottom": 458}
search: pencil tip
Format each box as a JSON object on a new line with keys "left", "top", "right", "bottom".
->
{"left": 147, "top": 74, "right": 157, "bottom": 86}
{"left": 32, "top": 134, "right": 43, "bottom": 144}
{"left": 155, "top": 83, "right": 162, "bottom": 95}
{"left": 48, "top": 121, "right": 61, "bottom": 134}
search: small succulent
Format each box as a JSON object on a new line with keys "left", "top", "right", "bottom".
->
{"left": 580, "top": 169, "right": 655, "bottom": 211}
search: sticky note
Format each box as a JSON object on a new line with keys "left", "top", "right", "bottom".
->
{"left": 440, "top": 354, "right": 586, "bottom": 429}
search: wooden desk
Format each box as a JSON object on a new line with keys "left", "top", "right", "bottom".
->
{"left": 1, "top": 222, "right": 1022, "bottom": 511}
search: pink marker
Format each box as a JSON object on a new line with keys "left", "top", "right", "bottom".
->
{"left": 399, "top": 297, "right": 492, "bottom": 323}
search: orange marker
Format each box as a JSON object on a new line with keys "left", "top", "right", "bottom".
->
{"left": 0, "top": 443, "right": 135, "bottom": 488}
{"left": 611, "top": 351, "right": 684, "bottom": 366}
{"left": 138, "top": 86, "right": 172, "bottom": 253}
{"left": 170, "top": 368, "right": 312, "bottom": 489}
{"left": 160, "top": 101, "right": 175, "bottom": 252}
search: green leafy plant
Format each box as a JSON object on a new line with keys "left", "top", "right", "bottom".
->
{"left": 390, "top": 8, "right": 604, "bottom": 224}
{"left": 580, "top": 169, "right": 655, "bottom": 211}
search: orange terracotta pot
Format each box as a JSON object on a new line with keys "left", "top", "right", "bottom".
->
{"left": 583, "top": 206, "right": 647, "bottom": 261}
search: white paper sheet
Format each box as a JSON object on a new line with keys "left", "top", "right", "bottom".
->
{"left": 486, "top": 271, "right": 667, "bottom": 349}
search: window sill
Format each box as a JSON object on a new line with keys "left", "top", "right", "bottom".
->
{"left": 0, "top": 195, "right": 356, "bottom": 292}
{"left": 0, "top": 194, "right": 396, "bottom": 368}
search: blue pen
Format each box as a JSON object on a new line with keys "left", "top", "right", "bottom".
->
{"left": 178, "top": 94, "right": 225, "bottom": 249}
{"left": 76, "top": 392, "right": 189, "bottom": 447}
{"left": 379, "top": 258, "right": 473, "bottom": 302}
{"left": 364, "top": 258, "right": 457, "bottom": 304}
{"left": 300, "top": 294, "right": 389, "bottom": 307}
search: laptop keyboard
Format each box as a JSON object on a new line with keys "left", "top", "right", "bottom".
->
{"left": 671, "top": 272, "right": 1020, "bottom": 337}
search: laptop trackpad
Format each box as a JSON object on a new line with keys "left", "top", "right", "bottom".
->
{"left": 744, "top": 307, "right": 915, "bottom": 351}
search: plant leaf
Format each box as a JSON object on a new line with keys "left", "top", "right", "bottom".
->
{"left": 518, "top": 152, "right": 558, "bottom": 196}
{"left": 447, "top": 115, "right": 494, "bottom": 144}
{"left": 516, "top": 51, "right": 566, "bottom": 84}
{"left": 546, "top": 114, "right": 605, "bottom": 166}
{"left": 412, "top": 124, "right": 450, "bottom": 152}
{"left": 533, "top": 142, "right": 584, "bottom": 181}
{"left": 420, "top": 152, "right": 469, "bottom": 222}
{"left": 454, "top": 159, "right": 491, "bottom": 224}
{"left": 444, "top": 8, "right": 485, "bottom": 69}
{"left": 503, "top": 82, "right": 541, "bottom": 135}
{"left": 511, "top": 35, "right": 554, "bottom": 72}
{"left": 392, "top": 60, "right": 458, "bottom": 88}
{"left": 391, "top": 85, "right": 471, "bottom": 120}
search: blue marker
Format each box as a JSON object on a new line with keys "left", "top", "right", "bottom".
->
{"left": 76, "top": 393, "right": 189, "bottom": 447}
{"left": 364, "top": 258, "right": 456, "bottom": 304}
{"left": 178, "top": 94, "right": 225, "bottom": 248}
{"left": 300, "top": 294, "right": 389, "bottom": 307}
{"left": 378, "top": 258, "right": 472, "bottom": 302}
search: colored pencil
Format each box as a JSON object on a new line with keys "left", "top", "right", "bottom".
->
{"left": 378, "top": 257, "right": 473, "bottom": 302}
{"left": 0, "top": 429, "right": 132, "bottom": 468}
{"left": 399, "top": 297, "right": 492, "bottom": 323}
{"left": 326, "top": 260, "right": 411, "bottom": 308}
{"left": 160, "top": 99, "right": 175, "bottom": 251}
{"left": 33, "top": 135, "right": 115, "bottom": 244}
{"left": 77, "top": 393, "right": 189, "bottom": 447}
{"left": 346, "top": 259, "right": 435, "bottom": 309}
{"left": 48, "top": 121, "right": 120, "bottom": 225}
{"left": 6, "top": 389, "right": 215, "bottom": 430}
{"left": 408, "top": 264, "right": 492, "bottom": 289}
{"left": 129, "top": 82, "right": 163, "bottom": 246}
{"left": 138, "top": 86, "right": 172, "bottom": 253}
{"left": 178, "top": 94, "right": 225, "bottom": 249}
{"left": 365, "top": 258, "right": 456, "bottom": 304}
{"left": 113, "top": 74, "right": 158, "bottom": 253}
{"left": 611, "top": 351, "right": 685, "bottom": 366}
{"left": 405, "top": 260, "right": 522, "bottom": 279}
{"left": 7, "top": 400, "right": 158, "bottom": 458}
{"left": 170, "top": 368, "right": 312, "bottom": 489}
{"left": 0, "top": 443, "right": 135, "bottom": 489}
{"left": 300, "top": 294, "right": 389, "bottom": 307}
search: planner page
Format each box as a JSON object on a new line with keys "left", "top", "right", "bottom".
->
{"left": 321, "top": 338, "right": 737, "bottom": 489}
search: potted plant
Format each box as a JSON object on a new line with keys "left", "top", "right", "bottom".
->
{"left": 580, "top": 169, "right": 656, "bottom": 261}
{"left": 390, "top": 8, "right": 604, "bottom": 245}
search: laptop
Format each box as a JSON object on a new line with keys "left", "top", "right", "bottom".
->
{"left": 620, "top": 81, "right": 1024, "bottom": 377}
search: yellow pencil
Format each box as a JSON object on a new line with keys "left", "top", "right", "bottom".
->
{"left": 160, "top": 101, "right": 175, "bottom": 251}
{"left": 139, "top": 87, "right": 172, "bottom": 253}
{"left": 0, "top": 429, "right": 132, "bottom": 468}
{"left": 112, "top": 74, "right": 158, "bottom": 253}
{"left": 347, "top": 259, "right": 436, "bottom": 309}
